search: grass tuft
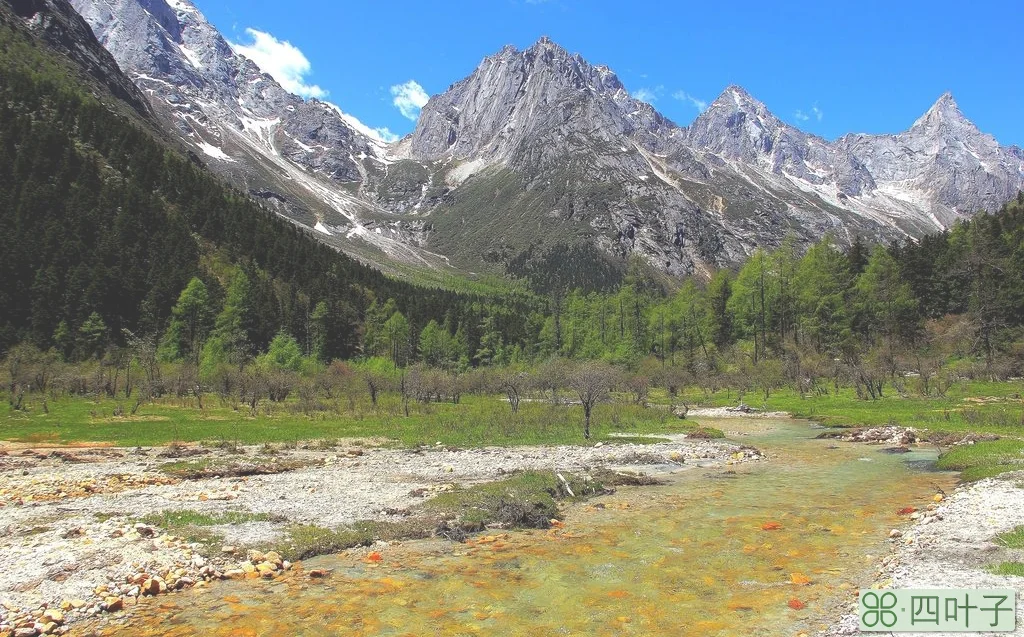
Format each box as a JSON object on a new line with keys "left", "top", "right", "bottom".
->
{"left": 988, "top": 562, "right": 1024, "bottom": 577}
{"left": 935, "top": 440, "right": 1024, "bottom": 482}
{"left": 995, "top": 526, "right": 1024, "bottom": 549}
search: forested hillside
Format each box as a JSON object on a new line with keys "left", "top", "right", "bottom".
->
{"left": 0, "top": 7, "right": 537, "bottom": 365}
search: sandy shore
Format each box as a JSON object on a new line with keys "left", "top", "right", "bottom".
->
{"left": 825, "top": 470, "right": 1024, "bottom": 636}
{"left": 0, "top": 435, "right": 751, "bottom": 635}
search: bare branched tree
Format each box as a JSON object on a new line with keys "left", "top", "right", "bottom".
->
{"left": 569, "top": 361, "right": 616, "bottom": 439}
{"left": 500, "top": 370, "right": 529, "bottom": 414}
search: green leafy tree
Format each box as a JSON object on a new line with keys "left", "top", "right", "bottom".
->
{"left": 258, "top": 330, "right": 304, "bottom": 372}
{"left": 363, "top": 298, "right": 397, "bottom": 358}
{"left": 200, "top": 270, "right": 252, "bottom": 375}
{"left": 728, "top": 250, "right": 777, "bottom": 362}
{"left": 383, "top": 310, "right": 411, "bottom": 367}
{"left": 793, "top": 236, "right": 853, "bottom": 353}
{"left": 309, "top": 300, "right": 329, "bottom": 363}
{"left": 419, "top": 319, "right": 451, "bottom": 368}
{"left": 854, "top": 247, "right": 920, "bottom": 345}
{"left": 77, "top": 312, "right": 108, "bottom": 360}
{"left": 159, "top": 277, "right": 213, "bottom": 366}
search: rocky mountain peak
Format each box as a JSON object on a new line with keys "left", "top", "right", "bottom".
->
{"left": 71, "top": 0, "right": 385, "bottom": 182}
{"left": 718, "top": 84, "right": 763, "bottom": 109}
{"left": 686, "top": 84, "right": 877, "bottom": 196}
{"left": 838, "top": 91, "right": 1022, "bottom": 224}
{"left": 67, "top": 0, "right": 1024, "bottom": 278}
{"left": 687, "top": 84, "right": 787, "bottom": 160}
{"left": 406, "top": 37, "right": 672, "bottom": 162}
{"left": 910, "top": 91, "right": 975, "bottom": 135}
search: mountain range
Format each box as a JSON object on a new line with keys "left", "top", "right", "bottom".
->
{"left": 63, "top": 0, "right": 1024, "bottom": 283}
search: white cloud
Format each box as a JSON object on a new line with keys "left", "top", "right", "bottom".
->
{"left": 230, "top": 28, "right": 327, "bottom": 99}
{"left": 324, "top": 102, "right": 398, "bottom": 145}
{"left": 632, "top": 88, "right": 657, "bottom": 103}
{"left": 631, "top": 84, "right": 664, "bottom": 104}
{"left": 390, "top": 80, "right": 430, "bottom": 121}
{"left": 794, "top": 104, "right": 823, "bottom": 124}
{"left": 371, "top": 127, "right": 399, "bottom": 143}
{"left": 672, "top": 90, "right": 707, "bottom": 112}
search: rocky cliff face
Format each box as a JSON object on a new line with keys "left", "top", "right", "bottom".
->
{"left": 685, "top": 86, "right": 876, "bottom": 197}
{"left": 838, "top": 93, "right": 1024, "bottom": 227}
{"left": 66, "top": 0, "right": 1024, "bottom": 280}
{"left": 4, "top": 0, "right": 151, "bottom": 115}
{"left": 404, "top": 37, "right": 681, "bottom": 164}
{"left": 395, "top": 37, "right": 753, "bottom": 275}
{"left": 399, "top": 39, "right": 1023, "bottom": 274}
{"left": 65, "top": 0, "right": 452, "bottom": 272}
{"left": 70, "top": 0, "right": 379, "bottom": 181}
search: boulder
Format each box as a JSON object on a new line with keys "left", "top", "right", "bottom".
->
{"left": 39, "top": 610, "right": 61, "bottom": 625}
{"left": 103, "top": 597, "right": 123, "bottom": 613}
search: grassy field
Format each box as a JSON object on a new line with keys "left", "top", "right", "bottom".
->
{"left": 0, "top": 392, "right": 700, "bottom": 448}
{"left": 4, "top": 380, "right": 1023, "bottom": 481}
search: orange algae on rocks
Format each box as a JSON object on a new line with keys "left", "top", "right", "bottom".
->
{"left": 761, "top": 521, "right": 783, "bottom": 531}
{"left": 367, "top": 552, "right": 383, "bottom": 562}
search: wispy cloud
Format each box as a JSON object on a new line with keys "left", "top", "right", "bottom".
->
{"left": 631, "top": 84, "right": 664, "bottom": 103}
{"left": 390, "top": 80, "right": 430, "bottom": 121}
{"left": 230, "top": 28, "right": 327, "bottom": 99}
{"left": 371, "top": 127, "right": 399, "bottom": 143}
{"left": 794, "top": 103, "right": 823, "bottom": 124}
{"left": 672, "top": 90, "right": 707, "bottom": 112}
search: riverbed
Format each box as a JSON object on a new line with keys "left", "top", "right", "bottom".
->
{"left": 85, "top": 417, "right": 958, "bottom": 636}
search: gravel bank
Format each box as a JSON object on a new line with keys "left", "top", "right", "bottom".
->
{"left": 0, "top": 435, "right": 751, "bottom": 634}
{"left": 824, "top": 471, "right": 1024, "bottom": 636}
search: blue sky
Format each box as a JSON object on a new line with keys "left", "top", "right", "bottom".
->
{"left": 197, "top": 0, "right": 1024, "bottom": 146}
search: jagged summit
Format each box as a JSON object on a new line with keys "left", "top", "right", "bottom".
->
{"left": 910, "top": 91, "right": 973, "bottom": 133}
{"left": 714, "top": 84, "right": 762, "bottom": 107}
{"left": 839, "top": 91, "right": 1020, "bottom": 225}
{"left": 405, "top": 37, "right": 674, "bottom": 162}
{"left": 70, "top": 0, "right": 385, "bottom": 175}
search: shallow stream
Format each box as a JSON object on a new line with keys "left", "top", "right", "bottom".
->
{"left": 96, "top": 418, "right": 956, "bottom": 636}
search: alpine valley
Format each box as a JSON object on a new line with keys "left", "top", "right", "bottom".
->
{"left": 60, "top": 0, "right": 1024, "bottom": 284}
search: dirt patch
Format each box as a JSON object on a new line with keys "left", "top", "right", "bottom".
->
{"left": 157, "top": 457, "right": 320, "bottom": 479}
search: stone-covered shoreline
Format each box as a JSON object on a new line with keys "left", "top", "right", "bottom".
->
{"left": 0, "top": 435, "right": 754, "bottom": 635}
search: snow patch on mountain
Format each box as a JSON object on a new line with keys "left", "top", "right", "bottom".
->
{"left": 196, "top": 141, "right": 233, "bottom": 162}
